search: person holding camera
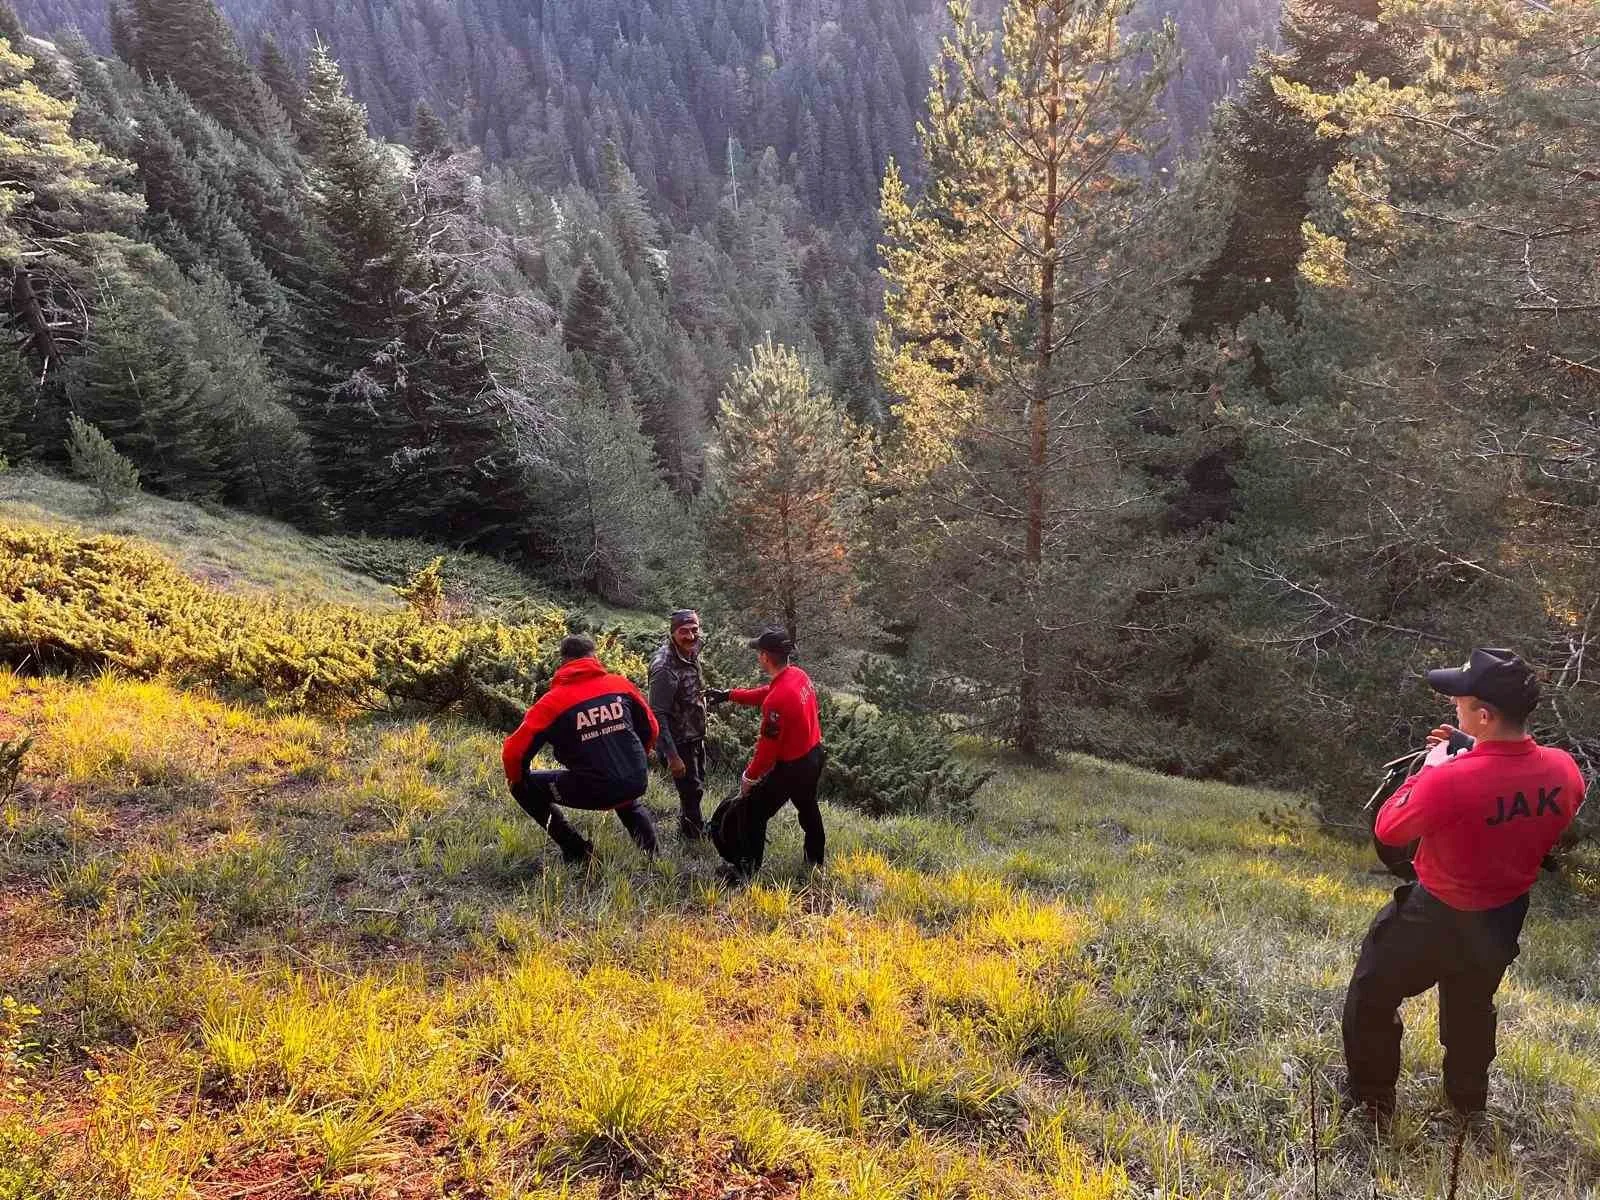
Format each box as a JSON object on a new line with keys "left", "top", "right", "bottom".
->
{"left": 1342, "top": 648, "right": 1585, "bottom": 1119}
{"left": 648, "top": 608, "right": 711, "bottom": 840}
{"left": 705, "top": 627, "right": 825, "bottom": 876}
{"left": 501, "top": 635, "right": 660, "bottom": 865}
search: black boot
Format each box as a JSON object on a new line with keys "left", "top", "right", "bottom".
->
{"left": 561, "top": 837, "right": 595, "bottom": 866}
{"left": 541, "top": 807, "right": 593, "bottom": 865}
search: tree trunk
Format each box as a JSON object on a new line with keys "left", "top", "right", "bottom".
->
{"left": 1018, "top": 30, "right": 1061, "bottom": 759}
{"left": 11, "top": 266, "right": 58, "bottom": 373}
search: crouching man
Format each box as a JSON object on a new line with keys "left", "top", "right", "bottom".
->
{"left": 1343, "top": 647, "right": 1585, "bottom": 1119}
{"left": 501, "top": 635, "right": 660, "bottom": 865}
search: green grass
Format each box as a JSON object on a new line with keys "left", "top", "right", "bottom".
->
{"left": 0, "top": 471, "right": 396, "bottom": 606}
{"left": 1, "top": 666, "right": 1596, "bottom": 1199}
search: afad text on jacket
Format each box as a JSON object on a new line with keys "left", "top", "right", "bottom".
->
{"left": 502, "top": 657, "right": 659, "bottom": 803}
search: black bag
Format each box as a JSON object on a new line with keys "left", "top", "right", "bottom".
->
{"left": 1366, "top": 729, "right": 1475, "bottom": 879}
{"left": 708, "top": 790, "right": 757, "bottom": 869}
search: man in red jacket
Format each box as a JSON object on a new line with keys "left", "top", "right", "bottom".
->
{"left": 1343, "top": 648, "right": 1585, "bottom": 1119}
{"left": 707, "top": 627, "right": 825, "bottom": 876}
{"left": 501, "top": 635, "right": 660, "bottom": 865}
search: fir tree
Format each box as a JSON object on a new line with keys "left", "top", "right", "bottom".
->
{"left": 128, "top": 0, "right": 288, "bottom": 149}
{"left": 256, "top": 34, "right": 304, "bottom": 132}
{"left": 539, "top": 353, "right": 682, "bottom": 603}
{"left": 599, "top": 140, "right": 659, "bottom": 282}
{"left": 63, "top": 283, "right": 222, "bottom": 498}
{"left": 707, "top": 336, "right": 865, "bottom": 644}
{"left": 0, "top": 32, "right": 142, "bottom": 373}
{"left": 561, "top": 256, "right": 629, "bottom": 373}
{"left": 65, "top": 413, "right": 140, "bottom": 511}
{"left": 300, "top": 45, "right": 535, "bottom": 548}
{"left": 1188, "top": 0, "right": 1405, "bottom": 334}
{"left": 411, "top": 100, "right": 451, "bottom": 160}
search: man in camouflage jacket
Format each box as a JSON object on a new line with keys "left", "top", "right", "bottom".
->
{"left": 648, "top": 609, "right": 709, "bottom": 839}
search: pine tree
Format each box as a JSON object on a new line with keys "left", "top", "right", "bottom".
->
{"left": 256, "top": 34, "right": 304, "bottom": 132}
{"left": 1187, "top": 0, "right": 1405, "bottom": 334}
{"left": 65, "top": 413, "right": 140, "bottom": 511}
{"left": 0, "top": 31, "right": 143, "bottom": 374}
{"left": 707, "top": 336, "right": 865, "bottom": 644}
{"left": 876, "top": 0, "right": 1211, "bottom": 754}
{"left": 128, "top": 0, "right": 288, "bottom": 149}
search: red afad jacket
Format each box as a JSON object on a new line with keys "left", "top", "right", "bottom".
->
{"left": 502, "top": 657, "right": 659, "bottom": 792}
{"left": 729, "top": 664, "right": 822, "bottom": 782}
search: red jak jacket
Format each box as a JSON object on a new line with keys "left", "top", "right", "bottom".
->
{"left": 729, "top": 664, "right": 822, "bottom": 782}
{"left": 502, "top": 657, "right": 659, "bottom": 795}
{"left": 1377, "top": 737, "right": 1585, "bottom": 910}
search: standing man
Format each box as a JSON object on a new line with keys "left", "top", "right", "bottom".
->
{"left": 1343, "top": 648, "right": 1584, "bottom": 1119}
{"left": 649, "top": 609, "right": 710, "bottom": 840}
{"left": 501, "top": 634, "right": 660, "bottom": 865}
{"left": 708, "top": 627, "right": 825, "bottom": 877}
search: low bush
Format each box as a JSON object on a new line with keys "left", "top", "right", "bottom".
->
{"left": 319, "top": 534, "right": 555, "bottom": 618}
{"left": 0, "top": 529, "right": 642, "bottom": 726}
{"left": 702, "top": 684, "right": 990, "bottom": 822}
{"left": 819, "top": 696, "right": 992, "bottom": 822}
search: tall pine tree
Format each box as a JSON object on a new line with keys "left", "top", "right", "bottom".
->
{"left": 707, "top": 336, "right": 865, "bottom": 644}
{"left": 876, "top": 0, "right": 1213, "bottom": 754}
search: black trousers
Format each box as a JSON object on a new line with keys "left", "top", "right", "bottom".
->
{"left": 670, "top": 737, "right": 707, "bottom": 838}
{"left": 511, "top": 770, "right": 657, "bottom": 856}
{"left": 1342, "top": 882, "right": 1528, "bottom": 1112}
{"left": 737, "top": 745, "right": 825, "bottom": 875}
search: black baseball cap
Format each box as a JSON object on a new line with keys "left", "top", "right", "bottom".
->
{"left": 1425, "top": 647, "right": 1539, "bottom": 720}
{"left": 748, "top": 627, "right": 795, "bottom": 656}
{"left": 670, "top": 609, "right": 700, "bottom": 631}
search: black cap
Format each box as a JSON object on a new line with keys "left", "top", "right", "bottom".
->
{"left": 1425, "top": 647, "right": 1539, "bottom": 720}
{"left": 670, "top": 609, "right": 700, "bottom": 631}
{"left": 748, "top": 626, "right": 795, "bottom": 656}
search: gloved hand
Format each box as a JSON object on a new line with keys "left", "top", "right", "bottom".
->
{"left": 706, "top": 688, "right": 731, "bottom": 706}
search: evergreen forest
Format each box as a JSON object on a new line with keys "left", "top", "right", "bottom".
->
{"left": 0, "top": 0, "right": 1596, "bottom": 820}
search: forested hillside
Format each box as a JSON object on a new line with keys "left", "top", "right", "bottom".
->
{"left": 13, "top": 0, "right": 1280, "bottom": 218}
{"left": 2, "top": 0, "right": 1597, "bottom": 829}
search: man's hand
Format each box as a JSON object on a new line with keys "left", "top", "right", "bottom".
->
{"left": 668, "top": 754, "right": 686, "bottom": 779}
{"left": 1424, "top": 724, "right": 1459, "bottom": 748}
{"left": 706, "top": 688, "right": 731, "bottom": 706}
{"left": 740, "top": 775, "right": 753, "bottom": 798}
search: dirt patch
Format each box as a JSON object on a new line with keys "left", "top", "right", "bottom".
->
{"left": 665, "top": 1167, "right": 804, "bottom": 1199}
{"left": 194, "top": 1147, "right": 320, "bottom": 1200}
{"left": 194, "top": 1113, "right": 471, "bottom": 1200}
{"left": 0, "top": 886, "right": 76, "bottom": 990}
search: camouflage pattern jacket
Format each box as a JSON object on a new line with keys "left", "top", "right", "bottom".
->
{"left": 647, "top": 641, "right": 706, "bottom": 761}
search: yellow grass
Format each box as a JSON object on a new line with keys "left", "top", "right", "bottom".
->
{"left": 0, "top": 669, "right": 1596, "bottom": 1199}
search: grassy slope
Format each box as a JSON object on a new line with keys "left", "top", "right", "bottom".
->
{"left": 1, "top": 484, "right": 1597, "bottom": 1199}
{"left": 1, "top": 672, "right": 1596, "bottom": 1199}
{"left": 0, "top": 473, "right": 396, "bottom": 607}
